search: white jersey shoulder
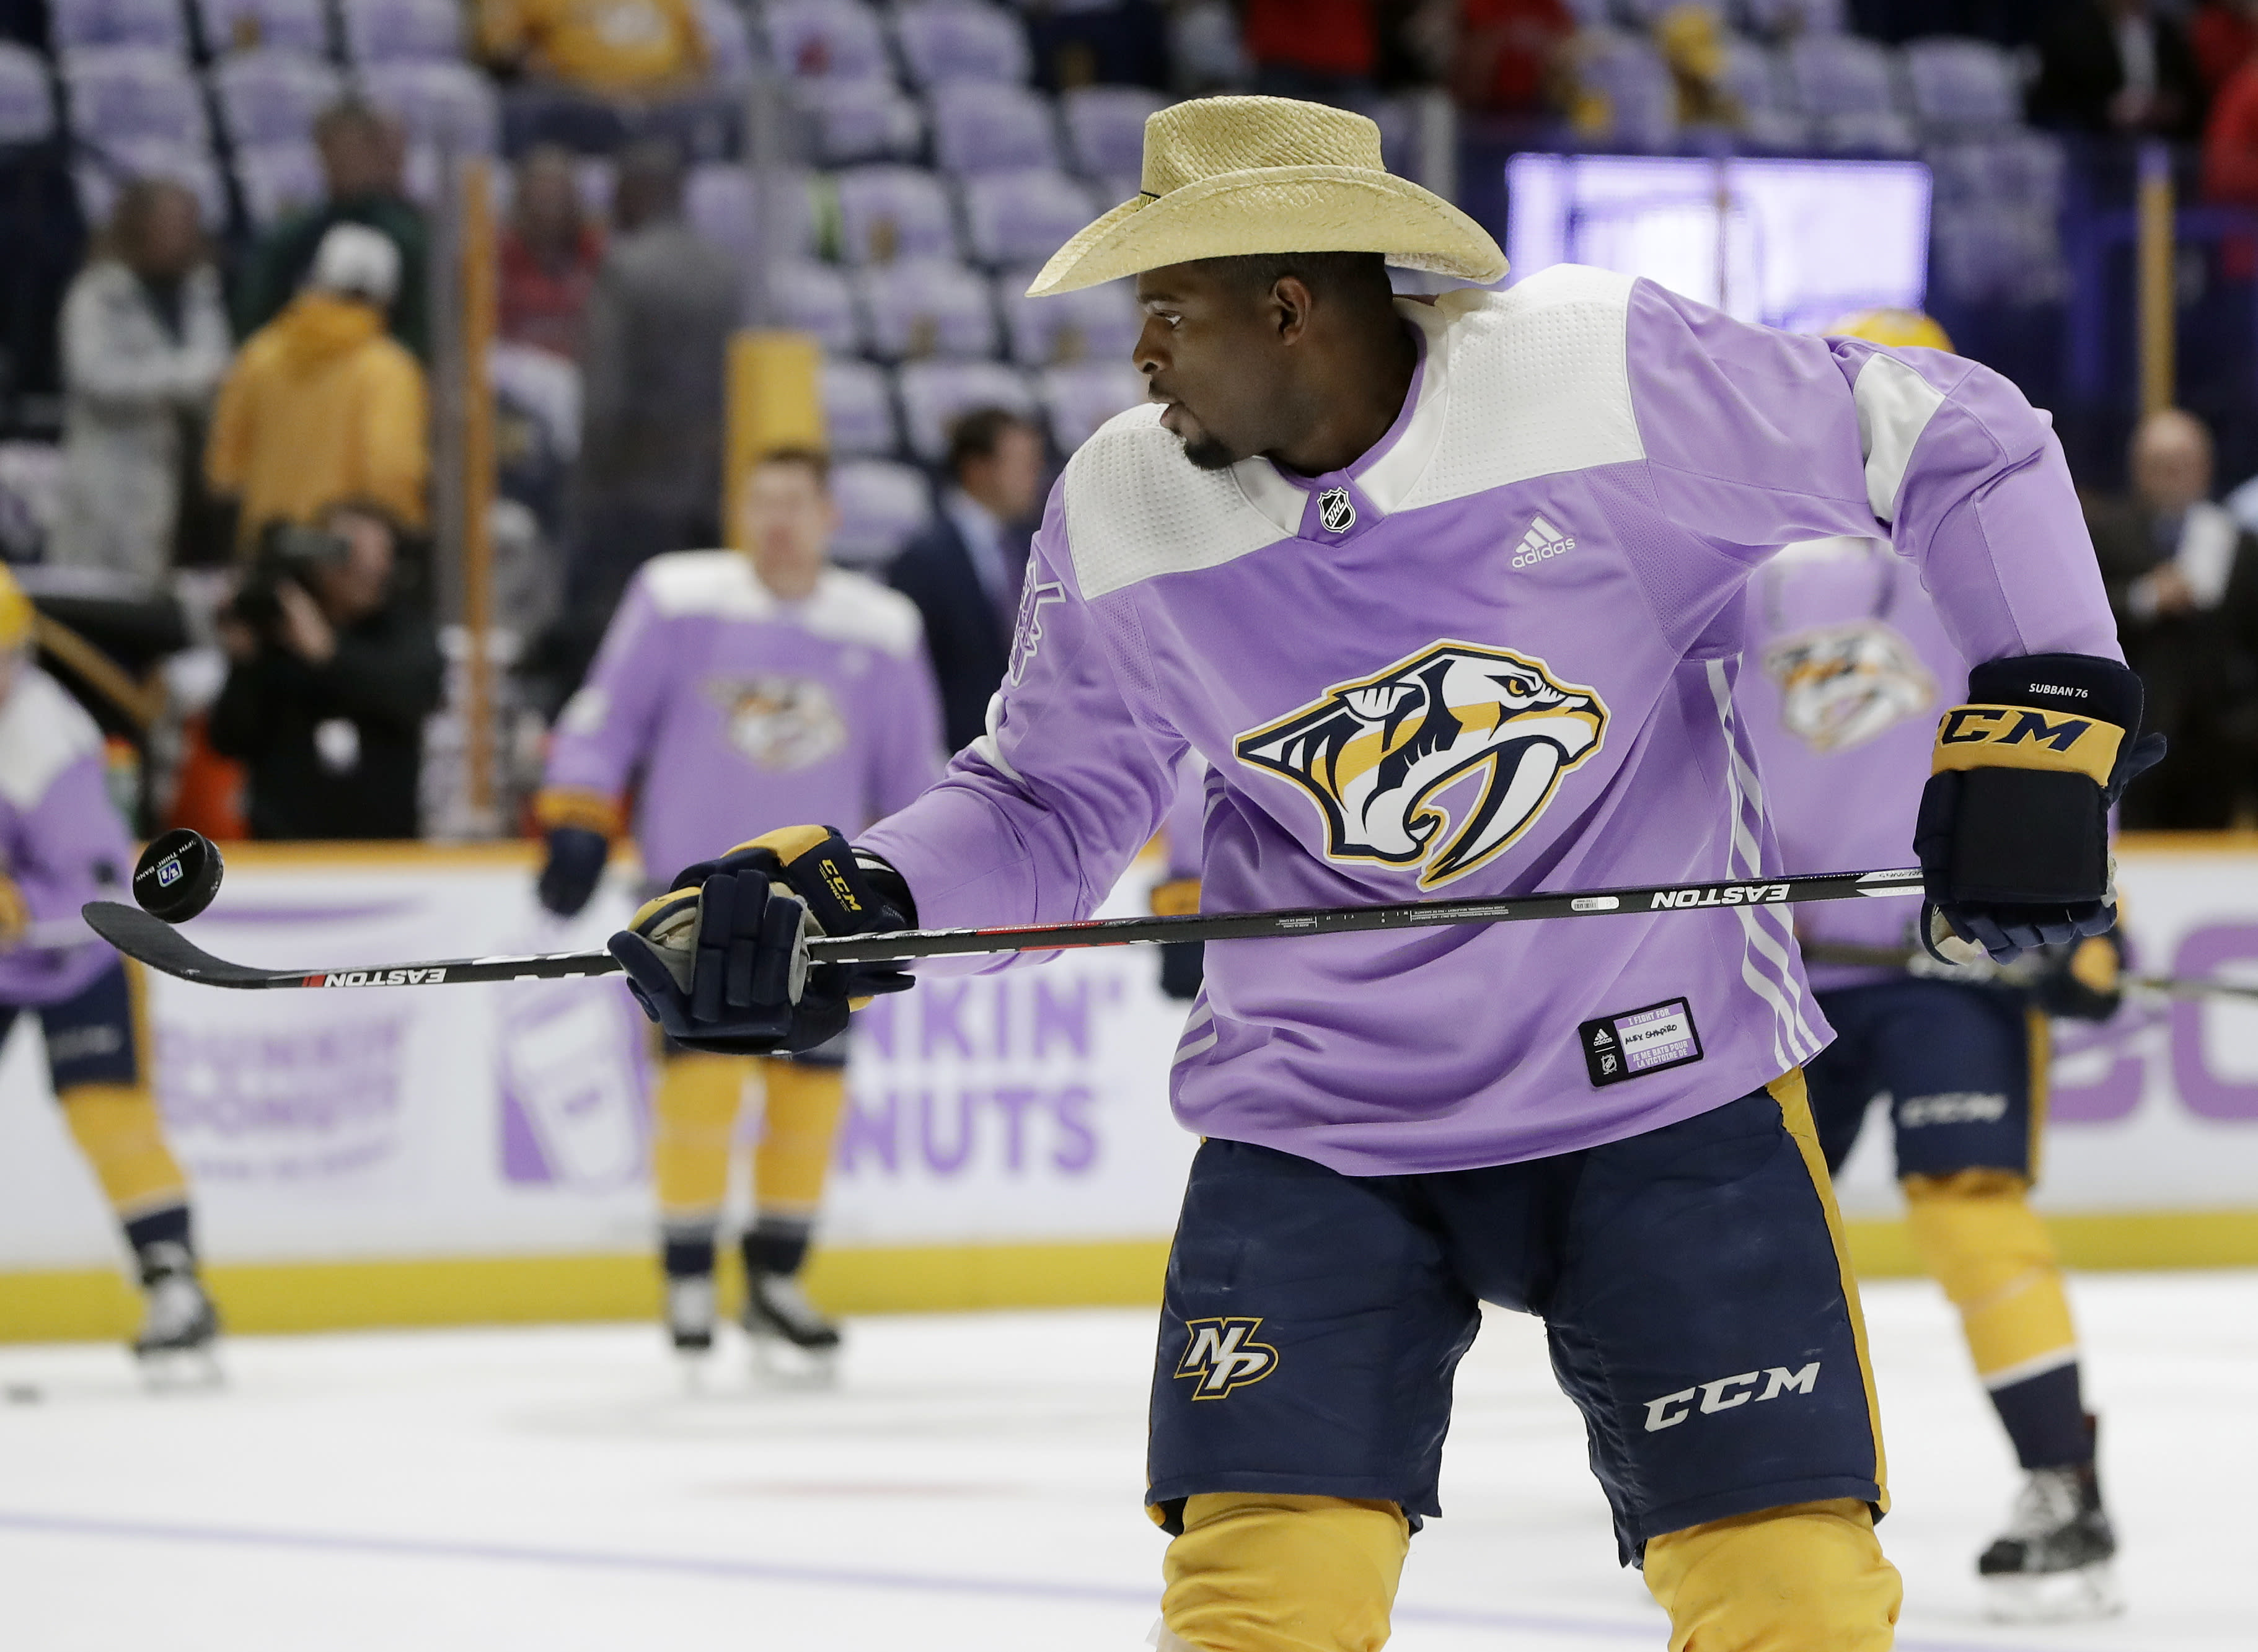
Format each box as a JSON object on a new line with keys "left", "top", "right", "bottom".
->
{"left": 633, "top": 553, "right": 920, "bottom": 656}
{"left": 0, "top": 668, "right": 102, "bottom": 814}
{"left": 1395, "top": 265, "right": 1643, "bottom": 512}
{"left": 803, "top": 568, "right": 925, "bottom": 658}
{"left": 1061, "top": 400, "right": 1295, "bottom": 601}
{"left": 638, "top": 549, "right": 773, "bottom": 620}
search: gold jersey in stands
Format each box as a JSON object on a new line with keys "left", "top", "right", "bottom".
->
{"left": 480, "top": 0, "right": 707, "bottom": 93}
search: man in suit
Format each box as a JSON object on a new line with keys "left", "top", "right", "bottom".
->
{"left": 2087, "top": 406, "right": 2258, "bottom": 825}
{"left": 888, "top": 407, "right": 1047, "bottom": 754}
{"left": 2029, "top": 0, "right": 2205, "bottom": 139}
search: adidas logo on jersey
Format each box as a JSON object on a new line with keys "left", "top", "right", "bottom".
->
{"left": 1511, "top": 516, "right": 1576, "bottom": 569}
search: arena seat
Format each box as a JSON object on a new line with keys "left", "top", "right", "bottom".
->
{"left": 210, "top": 49, "right": 342, "bottom": 149}
{"left": 858, "top": 258, "right": 1000, "bottom": 361}
{"left": 1002, "top": 269, "right": 1139, "bottom": 369}
{"left": 1039, "top": 359, "right": 1145, "bottom": 454}
{"left": 820, "top": 357, "right": 900, "bottom": 458}
{"left": 896, "top": 358, "right": 1035, "bottom": 462}
{"left": 830, "top": 457, "right": 933, "bottom": 565}
{"left": 763, "top": 0, "right": 889, "bottom": 84}
{"left": 194, "top": 0, "right": 329, "bottom": 59}
{"left": 894, "top": 1, "right": 1030, "bottom": 90}
{"left": 835, "top": 164, "right": 959, "bottom": 265}
{"left": 930, "top": 81, "right": 1059, "bottom": 175}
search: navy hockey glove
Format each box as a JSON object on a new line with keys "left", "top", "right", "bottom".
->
{"left": 1913, "top": 653, "right": 2164, "bottom": 965}
{"left": 2030, "top": 931, "right": 2126, "bottom": 1023}
{"left": 607, "top": 827, "right": 914, "bottom": 1054}
{"left": 536, "top": 827, "right": 609, "bottom": 918}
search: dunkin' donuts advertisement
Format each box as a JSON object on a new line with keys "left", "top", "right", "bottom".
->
{"left": 1, "top": 846, "right": 2256, "bottom": 1274}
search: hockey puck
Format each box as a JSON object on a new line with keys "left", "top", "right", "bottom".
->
{"left": 133, "top": 829, "right": 224, "bottom": 925}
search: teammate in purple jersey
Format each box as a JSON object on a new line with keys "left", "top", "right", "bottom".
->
{"left": 1741, "top": 308, "right": 2125, "bottom": 1623}
{"left": 605, "top": 99, "right": 2158, "bottom": 1650}
{"left": 536, "top": 449, "right": 943, "bottom": 1369}
{"left": 0, "top": 567, "right": 218, "bottom": 1370}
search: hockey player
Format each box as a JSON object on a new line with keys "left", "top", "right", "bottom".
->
{"left": 0, "top": 566, "right": 218, "bottom": 1368}
{"left": 535, "top": 448, "right": 942, "bottom": 1365}
{"left": 606, "top": 100, "right": 2154, "bottom": 1650}
{"left": 1739, "top": 308, "right": 2122, "bottom": 1622}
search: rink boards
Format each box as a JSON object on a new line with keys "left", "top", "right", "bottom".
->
{"left": 2, "top": 837, "right": 2257, "bottom": 1339}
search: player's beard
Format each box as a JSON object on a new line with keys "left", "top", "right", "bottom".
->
{"left": 1178, "top": 430, "right": 1238, "bottom": 472}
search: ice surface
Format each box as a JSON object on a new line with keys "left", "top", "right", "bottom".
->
{"left": 1, "top": 1272, "right": 2250, "bottom": 1650}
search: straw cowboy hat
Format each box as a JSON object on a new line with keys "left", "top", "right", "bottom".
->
{"left": 1026, "top": 95, "right": 1507, "bottom": 297}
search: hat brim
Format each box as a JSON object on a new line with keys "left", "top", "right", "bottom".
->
{"left": 1025, "top": 165, "right": 1509, "bottom": 297}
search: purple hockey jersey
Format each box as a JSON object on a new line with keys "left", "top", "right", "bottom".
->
{"left": 1737, "top": 536, "right": 1969, "bottom": 993}
{"left": 548, "top": 553, "right": 945, "bottom": 884}
{"left": 0, "top": 667, "right": 135, "bottom": 1005}
{"left": 859, "top": 268, "right": 2120, "bottom": 1175}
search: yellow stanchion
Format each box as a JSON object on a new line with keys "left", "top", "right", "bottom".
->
{"left": 724, "top": 330, "right": 824, "bottom": 548}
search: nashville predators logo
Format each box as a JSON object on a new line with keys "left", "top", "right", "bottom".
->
{"left": 1175, "top": 1317, "right": 1279, "bottom": 1399}
{"left": 1235, "top": 641, "right": 1607, "bottom": 888}
{"left": 706, "top": 674, "right": 848, "bottom": 771}
{"left": 1760, "top": 622, "right": 1934, "bottom": 754}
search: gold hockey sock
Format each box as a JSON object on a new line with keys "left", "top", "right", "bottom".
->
{"left": 61, "top": 1084, "right": 190, "bottom": 1243}
{"left": 651, "top": 1054, "right": 750, "bottom": 1256}
{"left": 1160, "top": 1492, "right": 1407, "bottom": 1652}
{"left": 1643, "top": 1498, "right": 1902, "bottom": 1651}
{"left": 1903, "top": 1169, "right": 2087, "bottom": 1466}
{"left": 749, "top": 1059, "right": 847, "bottom": 1270}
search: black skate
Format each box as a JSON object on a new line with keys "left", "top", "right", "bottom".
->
{"left": 1978, "top": 1458, "right": 2122, "bottom": 1622}
{"left": 132, "top": 1245, "right": 220, "bottom": 1389}
{"left": 742, "top": 1273, "right": 840, "bottom": 1386}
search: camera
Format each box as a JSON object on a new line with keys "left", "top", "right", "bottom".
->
{"left": 229, "top": 521, "right": 352, "bottom": 635}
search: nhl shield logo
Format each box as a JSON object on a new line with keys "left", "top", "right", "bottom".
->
{"left": 1316, "top": 486, "right": 1356, "bottom": 534}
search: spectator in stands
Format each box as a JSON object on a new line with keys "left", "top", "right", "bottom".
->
{"left": 500, "top": 145, "right": 604, "bottom": 360}
{"left": 235, "top": 100, "right": 431, "bottom": 361}
{"left": 206, "top": 224, "right": 430, "bottom": 549}
{"left": 888, "top": 408, "right": 1046, "bottom": 755}
{"left": 1028, "top": 0, "right": 1171, "bottom": 92}
{"left": 2029, "top": 0, "right": 2204, "bottom": 139}
{"left": 209, "top": 502, "right": 443, "bottom": 839}
{"left": 1656, "top": 3, "right": 1741, "bottom": 130}
{"left": 479, "top": 0, "right": 707, "bottom": 94}
{"left": 2204, "top": 47, "right": 2258, "bottom": 203}
{"left": 565, "top": 139, "right": 739, "bottom": 656}
{"left": 2086, "top": 408, "right": 2258, "bottom": 828}
{"left": 1452, "top": 0, "right": 1576, "bottom": 116}
{"left": 2194, "top": 0, "right": 2258, "bottom": 95}
{"left": 50, "top": 178, "right": 231, "bottom": 586}
{"left": 1243, "top": 0, "right": 1376, "bottom": 106}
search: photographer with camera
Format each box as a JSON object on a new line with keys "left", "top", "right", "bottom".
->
{"left": 208, "top": 505, "right": 442, "bottom": 839}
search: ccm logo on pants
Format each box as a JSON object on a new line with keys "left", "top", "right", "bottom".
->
{"left": 1644, "top": 1363, "right": 1820, "bottom": 1431}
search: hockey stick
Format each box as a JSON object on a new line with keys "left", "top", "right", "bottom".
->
{"left": 84, "top": 867, "right": 1922, "bottom": 991}
{"left": 1799, "top": 939, "right": 2258, "bottom": 1003}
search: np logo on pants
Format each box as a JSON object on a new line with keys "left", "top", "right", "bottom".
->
{"left": 1175, "top": 1317, "right": 1280, "bottom": 1398}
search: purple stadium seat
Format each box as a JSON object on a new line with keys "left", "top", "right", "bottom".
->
{"left": 821, "top": 358, "right": 899, "bottom": 458}
{"left": 1718, "top": 35, "right": 1806, "bottom": 148}
{"left": 771, "top": 260, "right": 863, "bottom": 354}
{"left": 961, "top": 167, "right": 1094, "bottom": 268}
{"left": 234, "top": 138, "right": 325, "bottom": 226}
{"left": 896, "top": 358, "right": 1034, "bottom": 464}
{"left": 764, "top": 0, "right": 888, "bottom": 82}
{"left": 1002, "top": 271, "right": 1139, "bottom": 368}
{"left": 894, "top": 1, "right": 1029, "bottom": 89}
{"left": 1559, "top": 0, "right": 1610, "bottom": 21}
{"left": 1785, "top": 34, "right": 1915, "bottom": 152}
{"left": 1737, "top": 0, "right": 1845, "bottom": 38}
{"left": 76, "top": 139, "right": 224, "bottom": 226}
{"left": 63, "top": 49, "right": 209, "bottom": 147}
{"left": 361, "top": 60, "right": 498, "bottom": 153}
{"left": 685, "top": 164, "right": 820, "bottom": 259}
{"left": 696, "top": 0, "right": 753, "bottom": 85}
{"left": 211, "top": 49, "right": 343, "bottom": 148}
{"left": 834, "top": 164, "right": 958, "bottom": 265}
{"left": 195, "top": 0, "right": 328, "bottom": 58}
{"left": 1039, "top": 360, "right": 1144, "bottom": 454}
{"left": 1061, "top": 85, "right": 1165, "bottom": 182}
{"left": 858, "top": 257, "right": 999, "bottom": 359}
{"left": 1902, "top": 37, "right": 2019, "bottom": 131}
{"left": 790, "top": 76, "right": 923, "bottom": 164}
{"left": 50, "top": 0, "right": 187, "bottom": 55}
{"left": 1576, "top": 31, "right": 1675, "bottom": 152}
{"left": 0, "top": 45, "right": 56, "bottom": 143}
{"left": 340, "top": 0, "right": 462, "bottom": 65}
{"left": 830, "top": 459, "right": 932, "bottom": 567}
{"left": 930, "top": 81, "right": 1058, "bottom": 174}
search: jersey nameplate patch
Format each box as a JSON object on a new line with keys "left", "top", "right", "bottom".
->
{"left": 1581, "top": 997, "right": 1703, "bottom": 1086}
